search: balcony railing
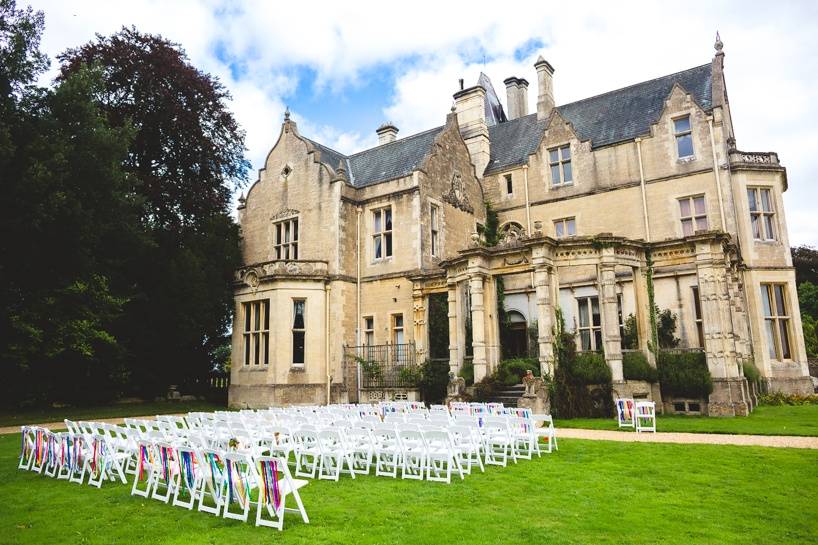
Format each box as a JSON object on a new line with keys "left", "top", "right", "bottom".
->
{"left": 235, "top": 259, "right": 329, "bottom": 286}
{"left": 344, "top": 342, "right": 419, "bottom": 389}
{"left": 728, "top": 149, "right": 781, "bottom": 168}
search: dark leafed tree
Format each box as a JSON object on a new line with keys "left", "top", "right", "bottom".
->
{"left": 792, "top": 245, "right": 818, "bottom": 286}
{"left": 58, "top": 27, "right": 248, "bottom": 395}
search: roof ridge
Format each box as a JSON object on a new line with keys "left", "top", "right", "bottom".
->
{"left": 304, "top": 137, "right": 348, "bottom": 159}
{"left": 347, "top": 125, "right": 444, "bottom": 158}
{"left": 556, "top": 63, "right": 712, "bottom": 110}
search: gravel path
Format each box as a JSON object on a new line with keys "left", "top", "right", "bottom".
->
{"left": 558, "top": 427, "right": 818, "bottom": 449}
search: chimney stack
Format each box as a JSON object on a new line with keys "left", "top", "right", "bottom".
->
{"left": 503, "top": 77, "right": 529, "bottom": 120}
{"left": 376, "top": 122, "right": 399, "bottom": 145}
{"left": 453, "top": 83, "right": 490, "bottom": 176}
{"left": 535, "top": 56, "right": 555, "bottom": 120}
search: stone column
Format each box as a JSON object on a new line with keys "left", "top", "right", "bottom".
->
{"left": 532, "top": 245, "right": 555, "bottom": 376}
{"left": 695, "top": 237, "right": 748, "bottom": 416}
{"left": 412, "top": 282, "right": 426, "bottom": 362}
{"left": 447, "top": 281, "right": 460, "bottom": 375}
{"left": 469, "top": 273, "right": 488, "bottom": 382}
{"left": 632, "top": 264, "right": 655, "bottom": 366}
{"left": 598, "top": 248, "right": 623, "bottom": 382}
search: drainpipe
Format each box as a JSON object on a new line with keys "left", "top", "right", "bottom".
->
{"left": 356, "top": 207, "right": 362, "bottom": 348}
{"left": 523, "top": 165, "right": 532, "bottom": 234}
{"left": 325, "top": 283, "right": 332, "bottom": 405}
{"left": 707, "top": 116, "right": 727, "bottom": 232}
{"left": 635, "top": 138, "right": 651, "bottom": 242}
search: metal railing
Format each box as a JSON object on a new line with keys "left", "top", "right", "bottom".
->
{"left": 344, "top": 342, "right": 419, "bottom": 389}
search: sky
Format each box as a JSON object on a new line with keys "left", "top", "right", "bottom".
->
{"left": 27, "top": 0, "right": 818, "bottom": 246}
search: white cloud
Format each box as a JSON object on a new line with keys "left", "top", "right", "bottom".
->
{"left": 26, "top": 0, "right": 818, "bottom": 245}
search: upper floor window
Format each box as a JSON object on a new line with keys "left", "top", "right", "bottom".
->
{"left": 430, "top": 204, "right": 440, "bottom": 257}
{"left": 363, "top": 316, "right": 374, "bottom": 346}
{"left": 549, "top": 145, "right": 572, "bottom": 187}
{"left": 504, "top": 173, "right": 513, "bottom": 195}
{"left": 274, "top": 217, "right": 298, "bottom": 260}
{"left": 577, "top": 296, "right": 602, "bottom": 351}
{"left": 373, "top": 207, "right": 393, "bottom": 260}
{"left": 554, "top": 217, "right": 576, "bottom": 239}
{"left": 761, "top": 283, "right": 791, "bottom": 360}
{"left": 242, "top": 300, "right": 269, "bottom": 366}
{"left": 679, "top": 195, "right": 708, "bottom": 236}
{"left": 674, "top": 115, "right": 694, "bottom": 159}
{"left": 292, "top": 299, "right": 306, "bottom": 366}
{"left": 391, "top": 314, "right": 404, "bottom": 345}
{"left": 748, "top": 187, "right": 776, "bottom": 241}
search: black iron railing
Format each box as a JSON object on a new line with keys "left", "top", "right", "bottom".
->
{"left": 344, "top": 342, "right": 419, "bottom": 389}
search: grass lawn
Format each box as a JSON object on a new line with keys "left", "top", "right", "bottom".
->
{"left": 0, "top": 400, "right": 224, "bottom": 429}
{"left": 2, "top": 435, "right": 816, "bottom": 544}
{"left": 561, "top": 404, "right": 818, "bottom": 436}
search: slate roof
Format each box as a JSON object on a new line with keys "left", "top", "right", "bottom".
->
{"left": 304, "top": 63, "right": 714, "bottom": 184}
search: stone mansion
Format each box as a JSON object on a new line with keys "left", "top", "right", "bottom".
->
{"left": 229, "top": 37, "right": 812, "bottom": 415}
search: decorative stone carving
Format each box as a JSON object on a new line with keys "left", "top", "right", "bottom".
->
{"left": 442, "top": 172, "right": 473, "bottom": 213}
{"left": 271, "top": 208, "right": 300, "bottom": 221}
{"left": 499, "top": 222, "right": 525, "bottom": 245}
{"left": 243, "top": 269, "right": 260, "bottom": 289}
{"left": 446, "top": 375, "right": 466, "bottom": 402}
{"left": 503, "top": 253, "right": 529, "bottom": 266}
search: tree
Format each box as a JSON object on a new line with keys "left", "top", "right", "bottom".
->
{"left": 792, "top": 246, "right": 818, "bottom": 286}
{"left": 58, "top": 27, "right": 248, "bottom": 395}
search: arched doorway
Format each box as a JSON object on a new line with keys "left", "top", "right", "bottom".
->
{"left": 501, "top": 310, "right": 529, "bottom": 359}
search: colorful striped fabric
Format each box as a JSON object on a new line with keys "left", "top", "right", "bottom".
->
{"left": 258, "top": 459, "right": 282, "bottom": 511}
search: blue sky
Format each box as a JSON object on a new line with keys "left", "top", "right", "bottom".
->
{"left": 29, "top": 0, "right": 818, "bottom": 246}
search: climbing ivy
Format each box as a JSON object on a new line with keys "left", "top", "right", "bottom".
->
{"left": 645, "top": 250, "right": 660, "bottom": 356}
{"left": 483, "top": 201, "right": 500, "bottom": 246}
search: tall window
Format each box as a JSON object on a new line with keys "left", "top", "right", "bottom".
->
{"left": 292, "top": 299, "right": 305, "bottom": 365}
{"left": 761, "top": 284, "right": 792, "bottom": 360}
{"left": 748, "top": 188, "right": 776, "bottom": 241}
{"left": 504, "top": 173, "right": 513, "bottom": 195}
{"left": 674, "top": 115, "right": 694, "bottom": 158}
{"left": 373, "top": 207, "right": 393, "bottom": 260}
{"left": 363, "top": 317, "right": 374, "bottom": 346}
{"left": 242, "top": 300, "right": 269, "bottom": 366}
{"left": 430, "top": 204, "right": 440, "bottom": 257}
{"left": 679, "top": 195, "right": 708, "bottom": 236}
{"left": 692, "top": 286, "right": 704, "bottom": 348}
{"left": 274, "top": 217, "right": 299, "bottom": 260}
{"left": 554, "top": 217, "right": 576, "bottom": 238}
{"left": 577, "top": 296, "right": 602, "bottom": 351}
{"left": 549, "top": 145, "right": 572, "bottom": 187}
{"left": 391, "top": 314, "right": 404, "bottom": 345}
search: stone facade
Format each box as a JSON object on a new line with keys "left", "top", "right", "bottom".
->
{"left": 230, "top": 40, "right": 812, "bottom": 413}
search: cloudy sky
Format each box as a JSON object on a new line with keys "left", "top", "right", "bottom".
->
{"left": 28, "top": 0, "right": 818, "bottom": 246}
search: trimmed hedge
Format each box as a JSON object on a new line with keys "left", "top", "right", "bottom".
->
{"left": 496, "top": 358, "right": 540, "bottom": 386}
{"left": 571, "top": 352, "right": 612, "bottom": 385}
{"left": 622, "top": 351, "right": 658, "bottom": 383}
{"left": 657, "top": 351, "right": 712, "bottom": 398}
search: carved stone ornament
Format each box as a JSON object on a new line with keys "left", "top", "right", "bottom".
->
{"left": 442, "top": 171, "right": 474, "bottom": 213}
{"left": 243, "top": 269, "right": 260, "bottom": 289}
{"left": 270, "top": 208, "right": 300, "bottom": 221}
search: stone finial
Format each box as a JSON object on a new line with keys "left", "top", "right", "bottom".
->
{"left": 714, "top": 31, "right": 724, "bottom": 54}
{"left": 284, "top": 107, "right": 290, "bottom": 121}
{"left": 332, "top": 159, "right": 349, "bottom": 183}
{"left": 237, "top": 192, "right": 246, "bottom": 209}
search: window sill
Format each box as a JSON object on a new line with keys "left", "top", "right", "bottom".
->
{"left": 551, "top": 183, "right": 574, "bottom": 190}
{"left": 240, "top": 366, "right": 268, "bottom": 372}
{"left": 289, "top": 365, "right": 306, "bottom": 373}
{"left": 371, "top": 257, "right": 394, "bottom": 264}
{"left": 753, "top": 239, "right": 780, "bottom": 245}
{"left": 677, "top": 156, "right": 696, "bottom": 164}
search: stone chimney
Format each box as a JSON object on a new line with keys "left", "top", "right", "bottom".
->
{"left": 535, "top": 56, "right": 555, "bottom": 120}
{"left": 503, "top": 77, "right": 529, "bottom": 120}
{"left": 376, "top": 122, "right": 399, "bottom": 145}
{"left": 453, "top": 83, "right": 490, "bottom": 176}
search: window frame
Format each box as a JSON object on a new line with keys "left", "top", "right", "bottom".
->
{"left": 363, "top": 316, "right": 375, "bottom": 346}
{"left": 291, "top": 298, "right": 306, "bottom": 366}
{"left": 274, "top": 216, "right": 299, "bottom": 260}
{"left": 747, "top": 187, "right": 777, "bottom": 241}
{"left": 760, "top": 283, "right": 792, "bottom": 361}
{"left": 673, "top": 114, "right": 695, "bottom": 160}
{"left": 391, "top": 313, "right": 405, "bottom": 345}
{"left": 553, "top": 217, "right": 576, "bottom": 239}
{"left": 242, "top": 299, "right": 270, "bottom": 366}
{"left": 691, "top": 285, "right": 704, "bottom": 349}
{"left": 678, "top": 194, "right": 709, "bottom": 237}
{"left": 430, "top": 203, "right": 440, "bottom": 258}
{"left": 372, "top": 206, "right": 393, "bottom": 261}
{"left": 576, "top": 296, "right": 602, "bottom": 352}
{"left": 548, "top": 144, "right": 573, "bottom": 187}
{"left": 504, "top": 173, "right": 514, "bottom": 196}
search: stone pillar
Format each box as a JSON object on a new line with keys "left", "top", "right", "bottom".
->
{"left": 599, "top": 249, "right": 623, "bottom": 382}
{"left": 695, "top": 237, "right": 748, "bottom": 416}
{"left": 532, "top": 245, "right": 555, "bottom": 376}
{"left": 447, "top": 281, "right": 460, "bottom": 375}
{"left": 412, "top": 283, "right": 426, "bottom": 362}
{"left": 632, "top": 264, "right": 655, "bottom": 366}
{"left": 469, "top": 273, "right": 488, "bottom": 382}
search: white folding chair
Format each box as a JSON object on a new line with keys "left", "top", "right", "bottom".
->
{"left": 373, "top": 426, "right": 401, "bottom": 478}
{"left": 635, "top": 401, "right": 656, "bottom": 433}
{"left": 398, "top": 429, "right": 426, "bottom": 480}
{"left": 222, "top": 452, "right": 254, "bottom": 523}
{"left": 317, "top": 430, "right": 356, "bottom": 481}
{"left": 616, "top": 398, "right": 636, "bottom": 429}
{"left": 172, "top": 447, "right": 201, "bottom": 509}
{"left": 449, "top": 425, "right": 484, "bottom": 474}
{"left": 131, "top": 441, "right": 157, "bottom": 497}
{"left": 293, "top": 430, "right": 320, "bottom": 479}
{"left": 197, "top": 450, "right": 226, "bottom": 516}
{"left": 532, "top": 414, "right": 558, "bottom": 453}
{"left": 344, "top": 428, "right": 374, "bottom": 475}
{"left": 18, "top": 426, "right": 35, "bottom": 471}
{"left": 254, "top": 456, "right": 310, "bottom": 530}
{"left": 423, "top": 430, "right": 463, "bottom": 484}
{"left": 483, "top": 417, "right": 513, "bottom": 467}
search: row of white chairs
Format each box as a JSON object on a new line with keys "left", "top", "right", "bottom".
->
{"left": 615, "top": 399, "right": 657, "bottom": 433}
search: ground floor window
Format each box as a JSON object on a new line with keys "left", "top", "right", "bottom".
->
{"left": 692, "top": 285, "right": 704, "bottom": 348}
{"left": 292, "top": 299, "right": 305, "bottom": 365}
{"left": 242, "top": 300, "right": 269, "bottom": 365}
{"left": 760, "top": 283, "right": 792, "bottom": 360}
{"left": 577, "top": 296, "right": 602, "bottom": 351}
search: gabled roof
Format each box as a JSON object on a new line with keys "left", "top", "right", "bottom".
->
{"left": 303, "top": 63, "right": 714, "bottom": 183}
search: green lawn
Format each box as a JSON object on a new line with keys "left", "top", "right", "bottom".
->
{"left": 0, "top": 401, "right": 224, "bottom": 429}
{"left": 3, "top": 435, "right": 816, "bottom": 544}
{"left": 560, "top": 404, "right": 818, "bottom": 436}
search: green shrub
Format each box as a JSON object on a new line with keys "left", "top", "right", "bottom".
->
{"left": 472, "top": 373, "right": 503, "bottom": 402}
{"left": 398, "top": 365, "right": 422, "bottom": 387}
{"left": 356, "top": 357, "right": 382, "bottom": 381}
{"left": 657, "top": 351, "right": 712, "bottom": 398}
{"left": 759, "top": 392, "right": 818, "bottom": 406}
{"left": 571, "top": 352, "right": 612, "bottom": 385}
{"left": 622, "top": 351, "right": 658, "bottom": 383}
{"left": 458, "top": 358, "right": 474, "bottom": 385}
{"left": 496, "top": 358, "right": 540, "bottom": 386}
{"left": 741, "top": 359, "right": 761, "bottom": 386}
{"left": 419, "top": 360, "right": 450, "bottom": 404}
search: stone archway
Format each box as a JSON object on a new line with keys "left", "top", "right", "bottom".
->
{"left": 502, "top": 310, "right": 529, "bottom": 359}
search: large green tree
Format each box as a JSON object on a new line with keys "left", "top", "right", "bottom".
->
{"left": 58, "top": 27, "right": 247, "bottom": 394}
